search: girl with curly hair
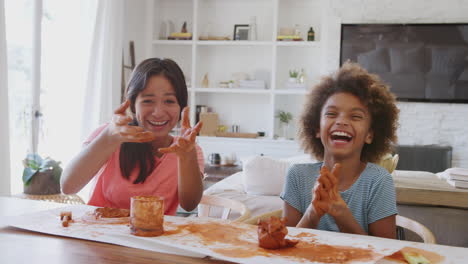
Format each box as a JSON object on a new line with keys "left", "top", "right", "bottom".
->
{"left": 281, "top": 62, "right": 399, "bottom": 238}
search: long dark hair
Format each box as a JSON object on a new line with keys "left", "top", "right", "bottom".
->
{"left": 120, "top": 58, "right": 187, "bottom": 184}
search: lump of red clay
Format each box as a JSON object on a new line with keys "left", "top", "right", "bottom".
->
{"left": 257, "top": 216, "right": 299, "bottom": 249}
{"left": 60, "top": 211, "right": 73, "bottom": 227}
{"left": 94, "top": 207, "right": 130, "bottom": 218}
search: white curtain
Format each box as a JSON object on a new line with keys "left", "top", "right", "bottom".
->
{"left": 82, "top": 0, "right": 124, "bottom": 141}
{"left": 0, "top": 0, "right": 11, "bottom": 195}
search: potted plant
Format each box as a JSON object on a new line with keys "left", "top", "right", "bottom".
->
{"left": 23, "top": 153, "right": 63, "bottom": 195}
{"left": 288, "top": 70, "right": 299, "bottom": 83}
{"left": 276, "top": 110, "right": 293, "bottom": 139}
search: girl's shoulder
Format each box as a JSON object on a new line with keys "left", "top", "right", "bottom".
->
{"left": 362, "top": 162, "right": 393, "bottom": 183}
{"left": 288, "top": 162, "right": 322, "bottom": 177}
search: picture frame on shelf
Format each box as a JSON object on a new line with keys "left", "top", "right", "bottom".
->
{"left": 233, "top": 24, "right": 249, "bottom": 40}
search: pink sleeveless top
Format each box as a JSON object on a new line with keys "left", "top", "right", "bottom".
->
{"left": 85, "top": 124, "right": 205, "bottom": 215}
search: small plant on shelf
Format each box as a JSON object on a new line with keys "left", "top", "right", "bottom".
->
{"left": 276, "top": 110, "right": 293, "bottom": 124}
{"left": 289, "top": 69, "right": 299, "bottom": 78}
{"left": 276, "top": 110, "right": 293, "bottom": 139}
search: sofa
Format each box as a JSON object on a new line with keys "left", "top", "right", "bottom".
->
{"left": 204, "top": 155, "right": 468, "bottom": 247}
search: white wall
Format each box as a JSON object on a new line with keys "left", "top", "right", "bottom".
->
{"left": 123, "top": 0, "right": 147, "bottom": 68}
{"left": 322, "top": 0, "right": 468, "bottom": 168}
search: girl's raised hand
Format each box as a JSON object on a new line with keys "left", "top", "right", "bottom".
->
{"left": 323, "top": 164, "right": 348, "bottom": 217}
{"left": 312, "top": 164, "right": 348, "bottom": 217}
{"left": 109, "top": 100, "right": 156, "bottom": 143}
{"left": 159, "top": 107, "right": 203, "bottom": 156}
{"left": 311, "top": 182, "right": 328, "bottom": 218}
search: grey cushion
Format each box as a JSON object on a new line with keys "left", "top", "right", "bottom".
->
{"left": 357, "top": 48, "right": 390, "bottom": 73}
{"left": 429, "top": 46, "right": 468, "bottom": 78}
{"left": 455, "top": 81, "right": 468, "bottom": 99}
{"left": 375, "top": 41, "right": 424, "bottom": 50}
{"left": 389, "top": 46, "right": 425, "bottom": 73}
{"left": 379, "top": 72, "right": 425, "bottom": 99}
{"left": 342, "top": 41, "right": 375, "bottom": 62}
{"left": 425, "top": 73, "right": 456, "bottom": 99}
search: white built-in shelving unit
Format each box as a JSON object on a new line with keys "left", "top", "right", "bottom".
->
{"left": 144, "top": 0, "right": 327, "bottom": 158}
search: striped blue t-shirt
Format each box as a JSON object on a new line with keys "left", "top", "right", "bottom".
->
{"left": 280, "top": 162, "right": 397, "bottom": 233}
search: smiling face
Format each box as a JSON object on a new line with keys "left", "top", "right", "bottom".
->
{"left": 134, "top": 75, "right": 181, "bottom": 138}
{"left": 317, "top": 92, "right": 373, "bottom": 161}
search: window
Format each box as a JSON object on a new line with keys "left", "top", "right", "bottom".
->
{"left": 5, "top": 0, "right": 97, "bottom": 194}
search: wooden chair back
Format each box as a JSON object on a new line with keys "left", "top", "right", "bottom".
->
{"left": 198, "top": 194, "right": 251, "bottom": 222}
{"left": 378, "top": 153, "right": 399, "bottom": 173}
{"left": 396, "top": 215, "right": 436, "bottom": 244}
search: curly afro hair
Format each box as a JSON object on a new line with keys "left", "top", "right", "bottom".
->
{"left": 298, "top": 62, "right": 399, "bottom": 163}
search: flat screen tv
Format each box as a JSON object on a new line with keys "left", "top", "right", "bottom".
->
{"left": 340, "top": 24, "right": 468, "bottom": 103}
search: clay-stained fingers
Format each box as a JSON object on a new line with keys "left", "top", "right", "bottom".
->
{"left": 314, "top": 200, "right": 329, "bottom": 214}
{"left": 180, "top": 107, "right": 191, "bottom": 129}
{"left": 318, "top": 173, "right": 333, "bottom": 191}
{"left": 312, "top": 183, "right": 320, "bottom": 200}
{"left": 176, "top": 137, "right": 189, "bottom": 149}
{"left": 119, "top": 125, "right": 146, "bottom": 135}
{"left": 316, "top": 184, "right": 331, "bottom": 202}
{"left": 113, "top": 114, "right": 133, "bottom": 126}
{"left": 119, "top": 131, "right": 155, "bottom": 143}
{"left": 312, "top": 193, "right": 326, "bottom": 216}
{"left": 159, "top": 145, "right": 178, "bottom": 154}
{"left": 117, "top": 124, "right": 155, "bottom": 142}
{"left": 189, "top": 121, "right": 203, "bottom": 141}
{"left": 320, "top": 165, "right": 329, "bottom": 177}
{"left": 313, "top": 183, "right": 330, "bottom": 203}
{"left": 114, "top": 100, "right": 130, "bottom": 115}
{"left": 330, "top": 163, "right": 341, "bottom": 186}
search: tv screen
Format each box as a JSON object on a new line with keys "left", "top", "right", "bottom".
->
{"left": 340, "top": 24, "right": 468, "bottom": 103}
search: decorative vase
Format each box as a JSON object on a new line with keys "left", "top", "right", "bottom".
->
{"left": 281, "top": 122, "right": 290, "bottom": 139}
{"left": 23, "top": 170, "right": 61, "bottom": 195}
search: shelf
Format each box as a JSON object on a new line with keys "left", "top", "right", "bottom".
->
{"left": 274, "top": 89, "right": 309, "bottom": 95}
{"left": 152, "top": 40, "right": 194, "bottom": 45}
{"left": 191, "top": 88, "right": 270, "bottom": 94}
{"left": 148, "top": 0, "right": 325, "bottom": 151}
{"left": 198, "top": 136, "right": 296, "bottom": 144}
{"left": 276, "top": 41, "right": 320, "bottom": 47}
{"left": 153, "top": 40, "right": 320, "bottom": 47}
{"left": 196, "top": 40, "right": 272, "bottom": 46}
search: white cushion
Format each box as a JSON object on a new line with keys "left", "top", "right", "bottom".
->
{"left": 241, "top": 155, "right": 316, "bottom": 196}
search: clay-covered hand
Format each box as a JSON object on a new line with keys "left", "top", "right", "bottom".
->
{"left": 316, "top": 164, "right": 348, "bottom": 217}
{"left": 158, "top": 107, "right": 203, "bottom": 156}
{"left": 109, "top": 100, "right": 156, "bottom": 143}
{"left": 257, "top": 216, "right": 299, "bottom": 249}
{"left": 311, "top": 181, "right": 329, "bottom": 219}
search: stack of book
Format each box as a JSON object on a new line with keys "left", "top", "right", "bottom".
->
{"left": 439, "top": 168, "right": 468, "bottom": 189}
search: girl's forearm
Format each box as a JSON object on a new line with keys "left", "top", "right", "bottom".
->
{"left": 177, "top": 148, "right": 203, "bottom": 211}
{"left": 297, "top": 207, "right": 321, "bottom": 229}
{"left": 61, "top": 127, "right": 120, "bottom": 194}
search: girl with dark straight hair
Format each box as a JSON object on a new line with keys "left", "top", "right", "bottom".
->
{"left": 61, "top": 58, "right": 204, "bottom": 215}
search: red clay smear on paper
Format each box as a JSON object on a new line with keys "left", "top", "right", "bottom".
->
{"left": 74, "top": 212, "right": 130, "bottom": 225}
{"left": 162, "top": 221, "right": 380, "bottom": 263}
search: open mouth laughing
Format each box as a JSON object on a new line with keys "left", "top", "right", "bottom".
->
{"left": 330, "top": 130, "right": 353, "bottom": 144}
{"left": 148, "top": 120, "right": 169, "bottom": 127}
